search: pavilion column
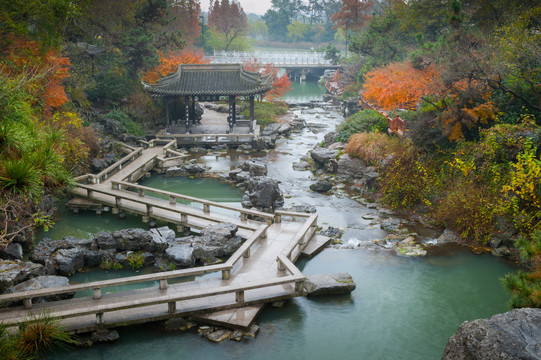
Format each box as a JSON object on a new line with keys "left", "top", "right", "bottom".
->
{"left": 228, "top": 95, "right": 235, "bottom": 132}
{"left": 165, "top": 97, "right": 171, "bottom": 133}
{"left": 185, "top": 96, "right": 190, "bottom": 134}
{"left": 191, "top": 97, "right": 196, "bottom": 125}
{"left": 249, "top": 95, "right": 255, "bottom": 133}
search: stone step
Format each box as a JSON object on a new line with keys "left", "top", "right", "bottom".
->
{"left": 302, "top": 234, "right": 331, "bottom": 258}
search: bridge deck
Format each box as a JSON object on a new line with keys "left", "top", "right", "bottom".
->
{"left": 0, "top": 144, "right": 320, "bottom": 333}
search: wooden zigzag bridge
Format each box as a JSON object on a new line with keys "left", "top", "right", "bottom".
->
{"left": 0, "top": 139, "right": 330, "bottom": 333}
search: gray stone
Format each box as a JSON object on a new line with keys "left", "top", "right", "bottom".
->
{"left": 166, "top": 244, "right": 195, "bottom": 267}
{"left": 192, "top": 223, "right": 242, "bottom": 261}
{"left": 149, "top": 227, "right": 175, "bottom": 252}
{"left": 243, "top": 177, "right": 284, "bottom": 212}
{"left": 0, "top": 260, "right": 44, "bottom": 293}
{"left": 261, "top": 123, "right": 281, "bottom": 136}
{"left": 91, "top": 329, "right": 120, "bottom": 343}
{"left": 230, "top": 330, "right": 244, "bottom": 341}
{"left": 229, "top": 168, "right": 243, "bottom": 180}
{"left": 310, "top": 180, "right": 333, "bottom": 193}
{"left": 91, "top": 158, "right": 109, "bottom": 173}
{"left": 320, "top": 227, "right": 344, "bottom": 239}
{"left": 165, "top": 163, "right": 208, "bottom": 177}
{"left": 393, "top": 236, "right": 427, "bottom": 256}
{"left": 277, "top": 123, "right": 292, "bottom": 135}
{"left": 83, "top": 250, "right": 104, "bottom": 268}
{"left": 207, "top": 329, "right": 232, "bottom": 342}
{"left": 292, "top": 161, "right": 310, "bottom": 171}
{"left": 442, "top": 308, "right": 541, "bottom": 360}
{"left": 305, "top": 273, "right": 356, "bottom": 297}
{"left": 310, "top": 148, "right": 339, "bottom": 167}
{"left": 336, "top": 154, "right": 365, "bottom": 178}
{"left": 239, "top": 159, "right": 267, "bottom": 177}
{"left": 435, "top": 229, "right": 461, "bottom": 245}
{"left": 0, "top": 243, "right": 23, "bottom": 260}
{"left": 54, "top": 248, "right": 85, "bottom": 276}
{"left": 364, "top": 171, "right": 380, "bottom": 188}
{"left": 4, "top": 275, "right": 72, "bottom": 304}
{"left": 164, "top": 317, "right": 196, "bottom": 331}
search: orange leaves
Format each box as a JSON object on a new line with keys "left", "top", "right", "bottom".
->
{"left": 243, "top": 59, "right": 291, "bottom": 100}
{"left": 332, "top": 0, "right": 374, "bottom": 31}
{"left": 2, "top": 37, "right": 70, "bottom": 111}
{"left": 362, "top": 61, "right": 442, "bottom": 110}
{"left": 142, "top": 49, "right": 209, "bottom": 83}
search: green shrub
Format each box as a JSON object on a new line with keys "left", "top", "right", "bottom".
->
{"left": 239, "top": 101, "right": 288, "bottom": 128}
{"left": 87, "top": 71, "right": 131, "bottom": 103}
{"left": 336, "top": 110, "right": 388, "bottom": 142}
{"left": 127, "top": 252, "right": 145, "bottom": 270}
{"left": 105, "top": 109, "right": 144, "bottom": 136}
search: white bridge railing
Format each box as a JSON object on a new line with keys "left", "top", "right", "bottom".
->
{"left": 207, "top": 51, "right": 334, "bottom": 66}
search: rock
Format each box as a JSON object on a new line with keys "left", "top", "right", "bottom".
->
{"left": 166, "top": 244, "right": 195, "bottom": 267}
{"left": 272, "top": 301, "right": 286, "bottom": 308}
{"left": 380, "top": 218, "right": 407, "bottom": 234}
{"left": 261, "top": 123, "right": 281, "bottom": 136}
{"left": 309, "top": 148, "right": 339, "bottom": 167}
{"left": 336, "top": 154, "right": 365, "bottom": 178}
{"left": 277, "top": 123, "right": 292, "bottom": 135}
{"left": 320, "top": 227, "right": 344, "bottom": 239}
{"left": 228, "top": 168, "right": 243, "bottom": 180}
{"left": 95, "top": 229, "right": 156, "bottom": 252}
{"left": 239, "top": 159, "right": 267, "bottom": 177}
{"left": 287, "top": 205, "right": 317, "bottom": 214}
{"left": 310, "top": 180, "right": 333, "bottom": 193}
{"left": 244, "top": 324, "right": 260, "bottom": 338}
{"left": 393, "top": 236, "right": 427, "bottom": 256}
{"left": 292, "top": 161, "right": 310, "bottom": 171}
{"left": 305, "top": 273, "right": 356, "bottom": 297}
{"left": 149, "top": 227, "right": 175, "bottom": 252}
{"left": 4, "top": 275, "right": 72, "bottom": 305}
{"left": 230, "top": 330, "right": 244, "bottom": 341}
{"left": 189, "top": 146, "right": 208, "bottom": 154}
{"left": 207, "top": 329, "right": 232, "bottom": 342}
{"left": 192, "top": 223, "right": 242, "bottom": 261}
{"left": 54, "top": 248, "right": 86, "bottom": 276}
{"left": 234, "top": 171, "right": 251, "bottom": 182}
{"left": 83, "top": 250, "right": 104, "bottom": 268}
{"left": 0, "top": 242, "right": 23, "bottom": 260}
{"left": 91, "top": 329, "right": 120, "bottom": 343}
{"left": 252, "top": 135, "right": 276, "bottom": 150}
{"left": 243, "top": 177, "right": 284, "bottom": 212}
{"left": 165, "top": 163, "right": 208, "bottom": 177}
{"left": 323, "top": 131, "right": 339, "bottom": 146}
{"left": 164, "top": 317, "right": 196, "bottom": 331}
{"left": 91, "top": 158, "right": 109, "bottom": 173}
{"left": 434, "top": 229, "right": 461, "bottom": 245}
{"left": 442, "top": 308, "right": 541, "bottom": 360}
{"left": 0, "top": 260, "right": 44, "bottom": 293}
{"left": 364, "top": 171, "right": 380, "bottom": 188}
{"left": 101, "top": 118, "right": 126, "bottom": 137}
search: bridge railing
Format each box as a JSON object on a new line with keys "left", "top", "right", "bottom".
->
{"left": 111, "top": 180, "right": 276, "bottom": 224}
{"left": 276, "top": 212, "right": 318, "bottom": 264}
{"left": 74, "top": 146, "right": 144, "bottom": 185}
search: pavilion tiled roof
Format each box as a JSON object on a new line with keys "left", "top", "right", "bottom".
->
{"left": 142, "top": 64, "right": 273, "bottom": 97}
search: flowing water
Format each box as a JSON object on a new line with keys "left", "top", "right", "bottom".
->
{"left": 46, "top": 81, "right": 515, "bottom": 359}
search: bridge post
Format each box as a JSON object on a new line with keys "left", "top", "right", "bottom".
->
{"left": 222, "top": 269, "right": 231, "bottom": 280}
{"left": 146, "top": 204, "right": 153, "bottom": 215}
{"left": 176, "top": 224, "right": 185, "bottom": 233}
{"left": 235, "top": 290, "right": 244, "bottom": 303}
{"left": 275, "top": 214, "right": 282, "bottom": 223}
{"left": 240, "top": 213, "right": 247, "bottom": 221}
{"left": 23, "top": 298, "right": 32, "bottom": 309}
{"left": 243, "top": 248, "right": 250, "bottom": 258}
{"left": 277, "top": 258, "right": 286, "bottom": 272}
{"left": 93, "top": 288, "right": 102, "bottom": 300}
{"left": 295, "top": 280, "right": 305, "bottom": 292}
{"left": 181, "top": 214, "right": 188, "bottom": 223}
{"left": 139, "top": 189, "right": 145, "bottom": 197}
{"left": 168, "top": 302, "right": 176, "bottom": 315}
{"left": 169, "top": 196, "right": 176, "bottom": 205}
{"left": 159, "top": 279, "right": 168, "bottom": 291}
{"left": 96, "top": 312, "right": 104, "bottom": 325}
{"left": 203, "top": 204, "right": 210, "bottom": 214}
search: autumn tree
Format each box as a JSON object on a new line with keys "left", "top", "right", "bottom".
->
{"left": 362, "top": 61, "right": 442, "bottom": 110}
{"left": 332, "top": 0, "right": 374, "bottom": 32}
{"left": 243, "top": 59, "right": 292, "bottom": 100}
{"left": 142, "top": 49, "right": 209, "bottom": 83}
{"left": 208, "top": 0, "right": 248, "bottom": 51}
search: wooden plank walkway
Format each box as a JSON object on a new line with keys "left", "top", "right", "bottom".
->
{"left": 0, "top": 143, "right": 321, "bottom": 333}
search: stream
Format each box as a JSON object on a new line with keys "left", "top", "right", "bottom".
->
{"left": 46, "top": 81, "right": 515, "bottom": 360}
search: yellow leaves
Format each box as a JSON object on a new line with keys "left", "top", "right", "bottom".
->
{"left": 448, "top": 122, "right": 464, "bottom": 142}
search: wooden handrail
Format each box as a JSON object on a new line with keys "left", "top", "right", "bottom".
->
{"left": 93, "top": 147, "right": 143, "bottom": 184}
{"left": 282, "top": 214, "right": 318, "bottom": 260}
{"left": 225, "top": 224, "right": 269, "bottom": 268}
{"left": 112, "top": 180, "right": 275, "bottom": 221}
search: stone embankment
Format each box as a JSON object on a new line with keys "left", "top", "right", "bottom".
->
{"left": 1, "top": 223, "right": 243, "bottom": 298}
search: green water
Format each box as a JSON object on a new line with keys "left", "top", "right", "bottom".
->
{"left": 286, "top": 80, "right": 325, "bottom": 102}
{"left": 39, "top": 177, "right": 241, "bottom": 241}
{"left": 49, "top": 249, "right": 513, "bottom": 360}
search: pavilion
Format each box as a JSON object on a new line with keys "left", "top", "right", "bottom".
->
{"left": 142, "top": 64, "right": 273, "bottom": 135}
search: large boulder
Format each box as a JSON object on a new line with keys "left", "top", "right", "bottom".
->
{"left": 192, "top": 223, "right": 242, "bottom": 261}
{"left": 242, "top": 177, "right": 284, "bottom": 212}
{"left": 442, "top": 308, "right": 541, "bottom": 360}
{"left": 95, "top": 228, "right": 157, "bottom": 252}
{"left": 305, "top": 273, "right": 356, "bottom": 296}
{"left": 310, "top": 148, "right": 339, "bottom": 167}
{"left": 53, "top": 248, "right": 86, "bottom": 276}
{"left": 0, "top": 260, "right": 45, "bottom": 293}
{"left": 166, "top": 244, "right": 195, "bottom": 267}
{"left": 239, "top": 159, "right": 267, "bottom": 177}
{"left": 336, "top": 154, "right": 365, "bottom": 178}
{"left": 4, "top": 275, "right": 72, "bottom": 304}
{"left": 0, "top": 242, "right": 23, "bottom": 260}
{"left": 165, "top": 163, "right": 209, "bottom": 177}
{"left": 310, "top": 180, "right": 333, "bottom": 193}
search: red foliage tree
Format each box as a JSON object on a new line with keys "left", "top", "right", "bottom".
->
{"left": 362, "top": 61, "right": 442, "bottom": 110}
{"left": 243, "top": 59, "right": 292, "bottom": 101}
{"left": 332, "top": 0, "right": 374, "bottom": 31}
{"left": 142, "top": 49, "right": 210, "bottom": 83}
{"left": 208, "top": 0, "right": 248, "bottom": 51}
